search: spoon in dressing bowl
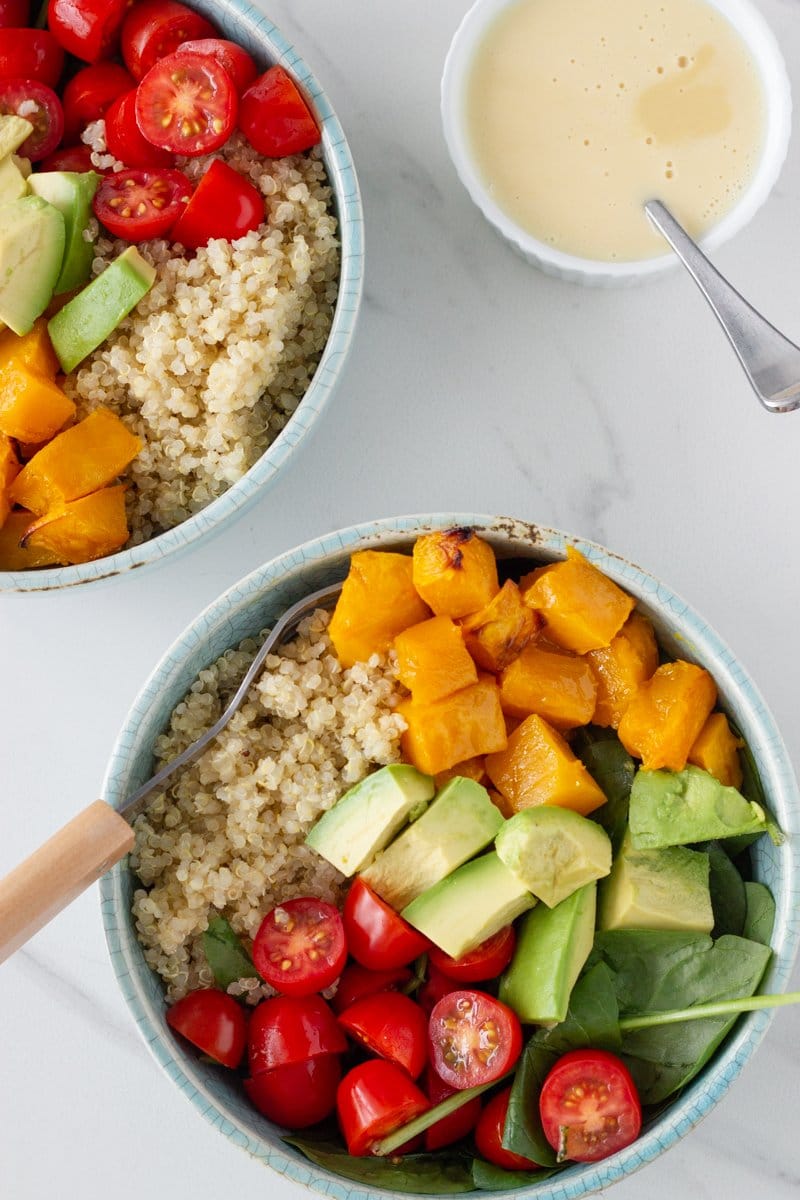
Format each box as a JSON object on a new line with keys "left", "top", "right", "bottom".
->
{"left": 645, "top": 200, "right": 800, "bottom": 413}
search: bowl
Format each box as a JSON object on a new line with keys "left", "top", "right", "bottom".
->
{"left": 101, "top": 513, "right": 800, "bottom": 1199}
{"left": 0, "top": 0, "right": 364, "bottom": 594}
{"left": 441, "top": 0, "right": 792, "bottom": 286}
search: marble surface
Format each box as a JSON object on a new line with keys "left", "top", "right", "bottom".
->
{"left": 3, "top": 0, "right": 800, "bottom": 1196}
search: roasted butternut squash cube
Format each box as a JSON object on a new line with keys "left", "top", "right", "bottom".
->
{"left": 399, "top": 678, "right": 507, "bottom": 776}
{"left": 520, "top": 547, "right": 634, "bottom": 654}
{"left": 395, "top": 615, "right": 478, "bottom": 704}
{"left": 0, "top": 510, "right": 61, "bottom": 570}
{"left": 485, "top": 713, "right": 607, "bottom": 816}
{"left": 586, "top": 611, "right": 659, "bottom": 728}
{"left": 412, "top": 528, "right": 499, "bottom": 618}
{"left": 499, "top": 643, "right": 598, "bottom": 729}
{"left": 21, "top": 484, "right": 129, "bottom": 565}
{"left": 618, "top": 660, "right": 717, "bottom": 772}
{"left": 434, "top": 755, "right": 488, "bottom": 790}
{"left": 460, "top": 579, "right": 541, "bottom": 672}
{"left": 487, "top": 787, "right": 514, "bottom": 818}
{"left": 0, "top": 318, "right": 60, "bottom": 379}
{"left": 329, "top": 550, "right": 431, "bottom": 668}
{"left": 0, "top": 433, "right": 20, "bottom": 529}
{"left": 0, "top": 364, "right": 75, "bottom": 443}
{"left": 688, "top": 711, "right": 744, "bottom": 789}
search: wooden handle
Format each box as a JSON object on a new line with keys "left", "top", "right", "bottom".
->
{"left": 0, "top": 801, "right": 134, "bottom": 965}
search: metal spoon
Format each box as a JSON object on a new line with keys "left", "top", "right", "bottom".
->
{"left": 0, "top": 581, "right": 343, "bottom": 964}
{"left": 645, "top": 200, "right": 800, "bottom": 414}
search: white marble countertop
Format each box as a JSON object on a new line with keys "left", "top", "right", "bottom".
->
{"left": 3, "top": 0, "right": 800, "bottom": 1195}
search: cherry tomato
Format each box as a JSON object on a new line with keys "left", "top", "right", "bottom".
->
{"left": 424, "top": 1064, "right": 482, "bottom": 1152}
{"left": 121, "top": 0, "right": 217, "bottom": 81}
{"left": 538, "top": 1049, "right": 642, "bottom": 1163}
{"left": 176, "top": 38, "right": 257, "bottom": 93}
{"left": 252, "top": 897, "right": 346, "bottom": 997}
{"left": 474, "top": 1088, "right": 540, "bottom": 1170}
{"left": 169, "top": 158, "right": 263, "bottom": 249}
{"left": 0, "top": 30, "right": 63, "bottom": 87}
{"left": 48, "top": 0, "right": 128, "bottom": 64}
{"left": 339, "top": 992, "right": 428, "bottom": 1080}
{"left": 165, "top": 987, "right": 247, "bottom": 1068}
{"left": 62, "top": 61, "right": 133, "bottom": 141}
{"left": 343, "top": 878, "right": 430, "bottom": 972}
{"left": 429, "top": 926, "right": 516, "bottom": 984}
{"left": 39, "top": 143, "right": 96, "bottom": 172}
{"left": 336, "top": 1059, "right": 430, "bottom": 1157}
{"left": 239, "top": 65, "right": 320, "bottom": 158}
{"left": 248, "top": 994, "right": 347, "bottom": 1076}
{"left": 0, "top": 79, "right": 63, "bottom": 162}
{"left": 0, "top": 0, "right": 28, "bottom": 28}
{"left": 418, "top": 963, "right": 457, "bottom": 1016}
{"left": 135, "top": 51, "right": 236, "bottom": 158}
{"left": 92, "top": 167, "right": 191, "bottom": 242}
{"left": 429, "top": 990, "right": 522, "bottom": 1090}
{"left": 331, "top": 963, "right": 412, "bottom": 1016}
{"left": 244, "top": 1053, "right": 341, "bottom": 1129}
{"left": 105, "top": 89, "right": 176, "bottom": 169}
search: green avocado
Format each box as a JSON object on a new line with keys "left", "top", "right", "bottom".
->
{"left": 495, "top": 805, "right": 612, "bottom": 908}
{"left": 0, "top": 196, "right": 65, "bottom": 336}
{"left": 28, "top": 170, "right": 99, "bottom": 294}
{"left": 0, "top": 155, "right": 29, "bottom": 205}
{"left": 599, "top": 833, "right": 713, "bottom": 933}
{"left": 629, "top": 765, "right": 766, "bottom": 850}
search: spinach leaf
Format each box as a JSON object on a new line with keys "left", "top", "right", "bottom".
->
{"left": 503, "top": 1037, "right": 559, "bottom": 1167}
{"left": 731, "top": 731, "right": 783, "bottom": 849}
{"left": 743, "top": 882, "right": 776, "bottom": 946}
{"left": 202, "top": 914, "right": 259, "bottom": 989}
{"left": 705, "top": 842, "right": 746, "bottom": 937}
{"left": 471, "top": 1159, "right": 562, "bottom": 1190}
{"left": 572, "top": 727, "right": 635, "bottom": 852}
{"left": 283, "top": 1139, "right": 474, "bottom": 1194}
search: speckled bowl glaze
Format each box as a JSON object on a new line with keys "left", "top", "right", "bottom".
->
{"left": 0, "top": 0, "right": 363, "bottom": 594}
{"left": 101, "top": 514, "right": 800, "bottom": 1199}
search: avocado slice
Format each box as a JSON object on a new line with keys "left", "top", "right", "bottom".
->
{"left": 629, "top": 764, "right": 766, "bottom": 850}
{"left": 599, "top": 832, "right": 713, "bottom": 933}
{"left": 0, "top": 114, "right": 33, "bottom": 158}
{"left": 360, "top": 776, "right": 504, "bottom": 909}
{"left": 499, "top": 882, "right": 597, "bottom": 1024}
{"left": 0, "top": 196, "right": 65, "bottom": 336}
{"left": 305, "top": 764, "right": 434, "bottom": 877}
{"left": 28, "top": 170, "right": 99, "bottom": 294}
{"left": 495, "top": 806, "right": 611, "bottom": 908}
{"left": 0, "top": 155, "right": 29, "bottom": 205}
{"left": 401, "top": 851, "right": 536, "bottom": 959}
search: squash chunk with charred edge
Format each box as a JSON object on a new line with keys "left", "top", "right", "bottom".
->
{"left": 21, "top": 484, "right": 129, "bottom": 564}
{"left": 689, "top": 711, "right": 744, "bottom": 789}
{"left": 520, "top": 546, "right": 634, "bottom": 654}
{"left": 618, "top": 660, "right": 717, "bottom": 772}
{"left": 0, "top": 433, "right": 20, "bottom": 528}
{"left": 0, "top": 364, "right": 75, "bottom": 443}
{"left": 0, "top": 509, "right": 61, "bottom": 569}
{"left": 395, "top": 614, "right": 477, "bottom": 704}
{"left": 586, "top": 610, "right": 659, "bottom": 728}
{"left": 399, "top": 678, "right": 507, "bottom": 776}
{"left": 0, "top": 318, "right": 60, "bottom": 379}
{"left": 486, "top": 713, "right": 607, "bottom": 816}
{"left": 499, "top": 643, "right": 598, "bottom": 729}
{"left": 460, "top": 579, "right": 541, "bottom": 671}
{"left": 329, "top": 550, "right": 431, "bottom": 668}
{"left": 412, "top": 527, "right": 499, "bottom": 618}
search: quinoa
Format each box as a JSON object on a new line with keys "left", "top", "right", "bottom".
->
{"left": 131, "top": 609, "right": 406, "bottom": 1003}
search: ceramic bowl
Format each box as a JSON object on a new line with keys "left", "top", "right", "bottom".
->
{"left": 441, "top": 0, "right": 792, "bottom": 285}
{"left": 0, "top": 0, "right": 363, "bottom": 594}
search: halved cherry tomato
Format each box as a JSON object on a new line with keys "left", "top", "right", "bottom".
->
{"left": 166, "top": 987, "right": 247, "bottom": 1068}
{"left": 170, "top": 159, "right": 263, "bottom": 249}
{"left": 418, "top": 963, "right": 457, "bottom": 1016}
{"left": 40, "top": 143, "right": 96, "bottom": 172}
{"left": 336, "top": 1060, "right": 430, "bottom": 1157}
{"left": 343, "top": 878, "right": 430, "bottom": 972}
{"left": 339, "top": 992, "right": 428, "bottom": 1080}
{"left": 249, "top": 994, "right": 347, "bottom": 1076}
{"left": 244, "top": 1053, "right": 341, "bottom": 1129}
{"left": 176, "top": 38, "right": 257, "bottom": 93}
{"left": 0, "top": 79, "right": 63, "bottom": 161}
{"left": 474, "top": 1087, "right": 540, "bottom": 1170}
{"left": 424, "top": 1064, "right": 482, "bottom": 1152}
{"left": 0, "top": 0, "right": 29, "bottom": 28}
{"left": 48, "top": 0, "right": 128, "bottom": 63}
{"left": 538, "top": 1049, "right": 642, "bottom": 1163}
{"left": 105, "top": 89, "right": 176, "bottom": 169}
{"left": 93, "top": 168, "right": 191, "bottom": 242}
{"left": 429, "top": 990, "right": 522, "bottom": 1091}
{"left": 239, "top": 65, "right": 320, "bottom": 158}
{"left": 62, "top": 61, "right": 133, "bottom": 141}
{"left": 429, "top": 926, "right": 516, "bottom": 984}
{"left": 0, "top": 30, "right": 63, "bottom": 87}
{"left": 135, "top": 51, "right": 236, "bottom": 158}
{"left": 252, "top": 897, "right": 346, "bottom": 997}
{"left": 121, "top": 0, "right": 217, "bottom": 80}
{"left": 331, "top": 963, "right": 412, "bottom": 1016}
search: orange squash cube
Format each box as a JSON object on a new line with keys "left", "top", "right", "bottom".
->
{"left": 460, "top": 579, "right": 541, "bottom": 672}
{"left": 395, "top": 615, "right": 478, "bottom": 704}
{"left": 0, "top": 364, "right": 76, "bottom": 444}
{"left": 329, "top": 550, "right": 431, "bottom": 668}
{"left": 412, "top": 528, "right": 499, "bottom": 618}
{"left": 21, "top": 484, "right": 129, "bottom": 565}
{"left": 0, "top": 510, "right": 61, "bottom": 570}
{"left": 0, "top": 318, "right": 60, "bottom": 379}
{"left": 688, "top": 712, "right": 744, "bottom": 789}
{"left": 499, "top": 643, "right": 598, "bottom": 730}
{"left": 618, "top": 660, "right": 717, "bottom": 772}
{"left": 0, "top": 433, "right": 20, "bottom": 529}
{"left": 434, "top": 756, "right": 488, "bottom": 791}
{"left": 399, "top": 678, "right": 507, "bottom": 776}
{"left": 520, "top": 547, "right": 635, "bottom": 654}
{"left": 586, "top": 611, "right": 659, "bottom": 728}
{"left": 485, "top": 713, "right": 607, "bottom": 816}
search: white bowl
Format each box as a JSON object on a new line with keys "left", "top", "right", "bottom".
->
{"left": 441, "top": 0, "right": 792, "bottom": 286}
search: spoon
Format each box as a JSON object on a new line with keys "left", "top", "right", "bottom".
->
{"left": 645, "top": 200, "right": 800, "bottom": 414}
{"left": 0, "top": 581, "right": 343, "bottom": 965}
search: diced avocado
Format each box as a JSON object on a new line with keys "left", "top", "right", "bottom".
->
{"left": 495, "top": 806, "right": 612, "bottom": 908}
{"left": 305, "top": 764, "right": 434, "bottom": 877}
{"left": 499, "top": 882, "right": 597, "bottom": 1025}
{"left": 28, "top": 171, "right": 99, "bottom": 294}
{"left": 360, "top": 777, "right": 504, "bottom": 909}
{"left": 0, "top": 196, "right": 65, "bottom": 336}
{"left": 0, "top": 115, "right": 33, "bottom": 158}
{"left": 629, "top": 765, "right": 766, "bottom": 850}
{"left": 48, "top": 245, "right": 156, "bottom": 373}
{"left": 599, "top": 833, "right": 713, "bottom": 933}
{"left": 402, "top": 852, "right": 536, "bottom": 959}
{"left": 0, "top": 155, "right": 29, "bottom": 204}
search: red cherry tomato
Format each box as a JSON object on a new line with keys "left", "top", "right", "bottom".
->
{"left": 39, "top": 143, "right": 96, "bottom": 172}
{"left": 429, "top": 990, "right": 522, "bottom": 1091}
{"left": 135, "top": 51, "right": 236, "bottom": 158}
{"left": 339, "top": 992, "right": 428, "bottom": 1080}
{"left": 176, "top": 38, "right": 257, "bottom": 93}
{"left": 239, "top": 65, "right": 320, "bottom": 159}
{"left": 0, "top": 79, "right": 63, "bottom": 162}
{"left": 105, "top": 89, "right": 175, "bottom": 169}
{"left": 474, "top": 1088, "right": 540, "bottom": 1170}
{"left": 336, "top": 1059, "right": 430, "bottom": 1157}
{"left": 92, "top": 167, "right": 191, "bottom": 242}
{"left": 424, "top": 1064, "right": 482, "bottom": 1152}
{"left": 331, "top": 963, "right": 412, "bottom": 1016}
{"left": 0, "top": 30, "right": 63, "bottom": 87}
{"left": 169, "top": 158, "right": 263, "bottom": 249}
{"left": 121, "top": 0, "right": 217, "bottom": 81}
{"left": 0, "top": 0, "right": 29, "bottom": 28}
{"left": 48, "top": 0, "right": 128, "bottom": 63}
{"left": 343, "top": 878, "right": 430, "bottom": 972}
{"left": 418, "top": 963, "right": 457, "bottom": 1016}
{"left": 252, "top": 897, "right": 346, "bottom": 997}
{"left": 165, "top": 988, "right": 247, "bottom": 1069}
{"left": 248, "top": 993, "right": 347, "bottom": 1076}
{"left": 244, "top": 1053, "right": 341, "bottom": 1129}
{"left": 429, "top": 926, "right": 516, "bottom": 983}
{"left": 538, "top": 1049, "right": 642, "bottom": 1163}
{"left": 62, "top": 61, "right": 133, "bottom": 142}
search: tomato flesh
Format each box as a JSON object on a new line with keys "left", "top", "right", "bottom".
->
{"left": 0, "top": 79, "right": 63, "bottom": 162}
{"left": 93, "top": 168, "right": 191, "bottom": 243}
{"left": 418, "top": 963, "right": 457, "bottom": 1015}
{"left": 336, "top": 1059, "right": 430, "bottom": 1157}
{"left": 40, "top": 143, "right": 96, "bottom": 172}
{"left": 135, "top": 51, "right": 236, "bottom": 158}
{"left": 474, "top": 1087, "right": 540, "bottom": 1170}
{"left": 339, "top": 991, "right": 428, "bottom": 1079}
{"left": 0, "top": 29, "right": 63, "bottom": 88}
{"left": 121, "top": 0, "right": 217, "bottom": 81}
{"left": 331, "top": 963, "right": 412, "bottom": 1015}
{"left": 239, "top": 66, "right": 320, "bottom": 159}
{"left": 166, "top": 987, "right": 247, "bottom": 1068}
{"left": 176, "top": 38, "right": 257, "bottom": 94}
{"left": 62, "top": 61, "right": 133, "bottom": 141}
{"left": 429, "top": 926, "right": 516, "bottom": 983}
{"left": 48, "top": 0, "right": 129, "bottom": 64}
{"left": 0, "top": 0, "right": 29, "bottom": 28}
{"left": 343, "top": 878, "right": 430, "bottom": 972}
{"left": 169, "top": 159, "right": 263, "bottom": 249}
{"left": 105, "top": 89, "right": 176, "bottom": 169}
{"left": 252, "top": 897, "right": 346, "bottom": 997}
{"left": 244, "top": 1053, "right": 341, "bottom": 1129}
{"left": 424, "top": 1065, "right": 482, "bottom": 1152}
{"left": 429, "top": 989, "right": 522, "bottom": 1090}
{"left": 539, "top": 1049, "right": 643, "bottom": 1163}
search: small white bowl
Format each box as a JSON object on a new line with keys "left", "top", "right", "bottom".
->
{"left": 441, "top": 0, "right": 792, "bottom": 286}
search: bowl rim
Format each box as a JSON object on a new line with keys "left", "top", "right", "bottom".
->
{"left": 0, "top": 0, "right": 364, "bottom": 595}
{"left": 100, "top": 512, "right": 800, "bottom": 1199}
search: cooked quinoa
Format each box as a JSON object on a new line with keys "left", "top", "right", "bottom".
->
{"left": 68, "top": 126, "right": 339, "bottom": 542}
{"left": 131, "top": 609, "right": 405, "bottom": 1003}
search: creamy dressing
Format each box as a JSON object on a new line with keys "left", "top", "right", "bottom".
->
{"left": 465, "top": 0, "right": 766, "bottom": 261}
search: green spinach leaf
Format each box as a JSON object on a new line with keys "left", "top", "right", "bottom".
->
{"left": 283, "top": 1139, "right": 474, "bottom": 1194}
{"left": 742, "top": 882, "right": 776, "bottom": 946}
{"left": 471, "top": 1159, "right": 562, "bottom": 1190}
{"left": 202, "top": 914, "right": 259, "bottom": 989}
{"left": 705, "top": 842, "right": 746, "bottom": 937}
{"left": 572, "top": 727, "right": 635, "bottom": 852}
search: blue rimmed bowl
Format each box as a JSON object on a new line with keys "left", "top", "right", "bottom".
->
{"left": 1, "top": 0, "right": 363, "bottom": 594}
{"left": 101, "top": 514, "right": 800, "bottom": 1199}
